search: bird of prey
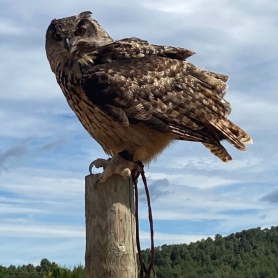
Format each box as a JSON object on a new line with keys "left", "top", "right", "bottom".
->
{"left": 45, "top": 11, "right": 252, "bottom": 182}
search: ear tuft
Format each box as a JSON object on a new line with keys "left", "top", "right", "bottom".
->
{"left": 79, "top": 11, "right": 92, "bottom": 18}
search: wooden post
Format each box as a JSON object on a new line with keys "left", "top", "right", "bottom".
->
{"left": 85, "top": 174, "right": 138, "bottom": 278}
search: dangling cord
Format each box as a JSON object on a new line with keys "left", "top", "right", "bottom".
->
{"left": 134, "top": 177, "right": 147, "bottom": 277}
{"left": 134, "top": 161, "right": 156, "bottom": 278}
{"left": 138, "top": 161, "right": 155, "bottom": 277}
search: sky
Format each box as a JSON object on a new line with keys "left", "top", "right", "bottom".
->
{"left": 0, "top": 0, "right": 278, "bottom": 268}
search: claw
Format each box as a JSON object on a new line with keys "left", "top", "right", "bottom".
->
{"left": 89, "top": 161, "right": 95, "bottom": 175}
{"left": 88, "top": 154, "right": 141, "bottom": 183}
{"left": 89, "top": 158, "right": 111, "bottom": 174}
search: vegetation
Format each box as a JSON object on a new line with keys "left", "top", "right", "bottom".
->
{"left": 142, "top": 226, "right": 278, "bottom": 277}
{"left": 0, "top": 259, "right": 84, "bottom": 278}
{"left": 1, "top": 226, "right": 278, "bottom": 277}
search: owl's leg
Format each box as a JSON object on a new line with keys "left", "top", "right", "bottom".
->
{"left": 89, "top": 151, "right": 140, "bottom": 183}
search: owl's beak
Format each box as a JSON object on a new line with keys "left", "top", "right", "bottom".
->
{"left": 64, "top": 37, "right": 79, "bottom": 55}
{"left": 64, "top": 37, "right": 71, "bottom": 52}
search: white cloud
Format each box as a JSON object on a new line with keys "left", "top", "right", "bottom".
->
{"left": 141, "top": 0, "right": 278, "bottom": 47}
{"left": 142, "top": 2, "right": 192, "bottom": 14}
{"left": 147, "top": 171, "right": 238, "bottom": 189}
{"left": 227, "top": 92, "right": 278, "bottom": 131}
{"left": 0, "top": 168, "right": 84, "bottom": 200}
{"left": 0, "top": 20, "right": 26, "bottom": 35}
{"left": 140, "top": 231, "right": 213, "bottom": 245}
{"left": 218, "top": 208, "right": 278, "bottom": 233}
{"left": 165, "top": 156, "right": 262, "bottom": 172}
{"left": 0, "top": 221, "right": 84, "bottom": 238}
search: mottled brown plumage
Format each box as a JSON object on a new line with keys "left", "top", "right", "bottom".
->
{"left": 45, "top": 11, "right": 252, "bottom": 173}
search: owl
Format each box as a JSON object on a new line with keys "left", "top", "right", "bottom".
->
{"left": 45, "top": 11, "right": 252, "bottom": 182}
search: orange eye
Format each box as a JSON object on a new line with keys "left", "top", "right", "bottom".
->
{"left": 53, "top": 32, "right": 61, "bottom": 41}
{"left": 74, "top": 27, "right": 86, "bottom": 36}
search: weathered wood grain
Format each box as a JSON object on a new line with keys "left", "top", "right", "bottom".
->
{"left": 85, "top": 174, "right": 137, "bottom": 278}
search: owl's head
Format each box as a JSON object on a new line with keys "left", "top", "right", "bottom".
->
{"left": 45, "top": 11, "right": 113, "bottom": 72}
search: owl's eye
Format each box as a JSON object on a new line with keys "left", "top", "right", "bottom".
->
{"left": 53, "top": 32, "right": 61, "bottom": 41}
{"left": 74, "top": 27, "right": 86, "bottom": 36}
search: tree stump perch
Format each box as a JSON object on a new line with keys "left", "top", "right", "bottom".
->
{"left": 85, "top": 174, "right": 138, "bottom": 278}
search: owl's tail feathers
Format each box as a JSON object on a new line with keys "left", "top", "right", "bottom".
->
{"left": 205, "top": 118, "right": 253, "bottom": 161}
{"left": 211, "top": 118, "right": 252, "bottom": 147}
{"left": 223, "top": 119, "right": 253, "bottom": 146}
{"left": 202, "top": 142, "right": 232, "bottom": 162}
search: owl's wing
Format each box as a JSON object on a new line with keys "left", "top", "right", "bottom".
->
{"left": 77, "top": 37, "right": 197, "bottom": 63}
{"left": 81, "top": 54, "right": 251, "bottom": 162}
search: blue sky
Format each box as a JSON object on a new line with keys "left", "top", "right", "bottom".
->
{"left": 0, "top": 0, "right": 278, "bottom": 267}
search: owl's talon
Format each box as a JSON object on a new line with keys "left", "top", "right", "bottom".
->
{"left": 89, "top": 154, "right": 140, "bottom": 183}
{"left": 89, "top": 158, "right": 111, "bottom": 174}
{"left": 89, "top": 161, "right": 94, "bottom": 174}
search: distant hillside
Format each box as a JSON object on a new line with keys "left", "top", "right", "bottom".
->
{"left": 1, "top": 226, "right": 278, "bottom": 277}
{"left": 142, "top": 226, "right": 278, "bottom": 277}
